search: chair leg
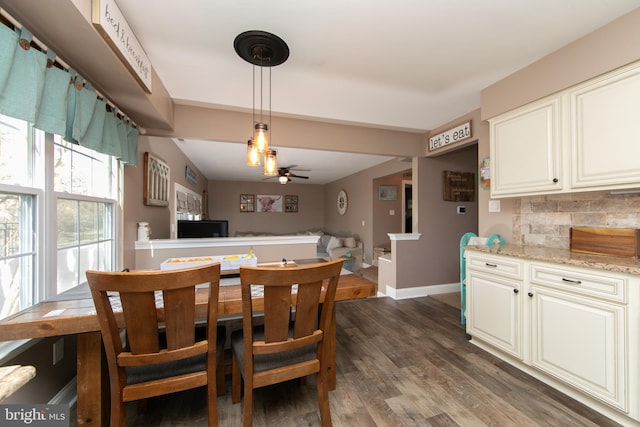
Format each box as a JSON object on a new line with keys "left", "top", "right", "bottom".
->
{"left": 242, "top": 380, "right": 253, "bottom": 427}
{"left": 316, "top": 372, "right": 332, "bottom": 427}
{"left": 112, "top": 397, "right": 126, "bottom": 427}
{"left": 207, "top": 381, "right": 218, "bottom": 427}
{"left": 231, "top": 352, "right": 242, "bottom": 404}
{"left": 217, "top": 350, "right": 225, "bottom": 396}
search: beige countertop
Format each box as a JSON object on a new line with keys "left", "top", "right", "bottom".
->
{"left": 464, "top": 244, "right": 640, "bottom": 276}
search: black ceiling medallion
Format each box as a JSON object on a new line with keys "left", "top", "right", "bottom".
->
{"left": 234, "top": 30, "right": 289, "bottom": 67}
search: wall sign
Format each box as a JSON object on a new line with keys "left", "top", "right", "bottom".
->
{"left": 429, "top": 120, "right": 472, "bottom": 152}
{"left": 185, "top": 165, "right": 197, "bottom": 187}
{"left": 443, "top": 170, "right": 475, "bottom": 202}
{"left": 144, "top": 152, "right": 170, "bottom": 206}
{"left": 92, "top": 0, "right": 153, "bottom": 93}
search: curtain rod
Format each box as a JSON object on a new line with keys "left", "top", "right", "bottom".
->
{"left": 0, "top": 8, "right": 138, "bottom": 127}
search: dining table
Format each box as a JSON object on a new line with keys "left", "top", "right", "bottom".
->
{"left": 0, "top": 262, "right": 375, "bottom": 426}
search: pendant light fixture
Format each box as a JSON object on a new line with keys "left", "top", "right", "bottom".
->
{"left": 263, "top": 149, "right": 278, "bottom": 176}
{"left": 235, "top": 31, "right": 289, "bottom": 170}
{"left": 246, "top": 139, "right": 261, "bottom": 166}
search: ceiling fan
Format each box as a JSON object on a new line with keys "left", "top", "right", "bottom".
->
{"left": 266, "top": 165, "right": 310, "bottom": 184}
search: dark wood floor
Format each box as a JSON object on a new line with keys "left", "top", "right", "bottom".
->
{"left": 111, "top": 296, "right": 620, "bottom": 426}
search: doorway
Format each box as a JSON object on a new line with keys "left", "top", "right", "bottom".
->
{"left": 402, "top": 180, "right": 412, "bottom": 233}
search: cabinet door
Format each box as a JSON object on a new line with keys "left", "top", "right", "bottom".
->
{"left": 489, "top": 97, "right": 563, "bottom": 197}
{"left": 466, "top": 270, "right": 522, "bottom": 358}
{"left": 570, "top": 63, "right": 640, "bottom": 189}
{"left": 530, "top": 287, "right": 627, "bottom": 411}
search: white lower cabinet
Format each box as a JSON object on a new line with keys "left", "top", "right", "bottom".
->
{"left": 465, "top": 250, "right": 640, "bottom": 425}
{"left": 529, "top": 285, "right": 627, "bottom": 411}
{"left": 466, "top": 254, "right": 522, "bottom": 359}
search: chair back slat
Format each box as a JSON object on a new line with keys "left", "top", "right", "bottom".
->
{"left": 120, "top": 292, "right": 161, "bottom": 354}
{"left": 292, "top": 281, "right": 322, "bottom": 339}
{"left": 86, "top": 263, "right": 222, "bottom": 426}
{"left": 87, "top": 265, "right": 220, "bottom": 362}
{"left": 239, "top": 260, "right": 343, "bottom": 352}
{"left": 233, "top": 259, "right": 343, "bottom": 426}
{"left": 163, "top": 287, "right": 196, "bottom": 350}
{"left": 263, "top": 286, "right": 293, "bottom": 343}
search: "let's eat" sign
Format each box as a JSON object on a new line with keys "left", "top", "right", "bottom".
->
{"left": 428, "top": 121, "right": 472, "bottom": 151}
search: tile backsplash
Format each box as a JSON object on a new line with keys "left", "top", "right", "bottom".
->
{"left": 513, "top": 191, "right": 640, "bottom": 249}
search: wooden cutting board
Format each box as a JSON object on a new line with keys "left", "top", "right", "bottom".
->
{"left": 570, "top": 227, "right": 640, "bottom": 258}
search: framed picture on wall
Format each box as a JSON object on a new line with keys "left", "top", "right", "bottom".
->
{"left": 285, "top": 195, "right": 298, "bottom": 212}
{"left": 143, "top": 152, "right": 170, "bottom": 206}
{"left": 443, "top": 171, "right": 475, "bottom": 201}
{"left": 240, "top": 194, "right": 255, "bottom": 212}
{"left": 257, "top": 195, "right": 283, "bottom": 213}
{"left": 378, "top": 185, "right": 398, "bottom": 201}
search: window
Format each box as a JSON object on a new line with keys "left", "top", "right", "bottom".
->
{"left": 54, "top": 137, "right": 117, "bottom": 294}
{"left": 0, "top": 192, "right": 34, "bottom": 318}
{"left": 0, "top": 114, "right": 120, "bottom": 322}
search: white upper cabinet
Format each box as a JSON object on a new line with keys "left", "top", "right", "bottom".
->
{"left": 489, "top": 97, "right": 562, "bottom": 197}
{"left": 489, "top": 61, "right": 640, "bottom": 198}
{"left": 569, "top": 64, "right": 640, "bottom": 189}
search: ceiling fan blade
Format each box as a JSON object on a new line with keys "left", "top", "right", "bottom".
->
{"left": 281, "top": 164, "right": 312, "bottom": 172}
{"left": 289, "top": 173, "right": 309, "bottom": 179}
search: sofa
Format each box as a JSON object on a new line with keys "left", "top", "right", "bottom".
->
{"left": 317, "top": 233, "right": 363, "bottom": 271}
{"left": 233, "top": 230, "right": 363, "bottom": 271}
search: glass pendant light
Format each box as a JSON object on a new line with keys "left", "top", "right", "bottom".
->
{"left": 246, "top": 139, "right": 261, "bottom": 166}
{"left": 234, "top": 30, "right": 288, "bottom": 162}
{"left": 263, "top": 149, "right": 278, "bottom": 176}
{"left": 253, "top": 122, "right": 269, "bottom": 152}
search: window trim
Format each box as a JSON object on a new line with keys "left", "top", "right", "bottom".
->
{"left": 0, "top": 120, "right": 125, "bottom": 360}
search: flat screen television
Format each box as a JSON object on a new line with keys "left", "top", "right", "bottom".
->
{"left": 177, "top": 220, "right": 229, "bottom": 238}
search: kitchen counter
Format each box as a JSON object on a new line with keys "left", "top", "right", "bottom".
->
{"left": 464, "top": 243, "right": 640, "bottom": 276}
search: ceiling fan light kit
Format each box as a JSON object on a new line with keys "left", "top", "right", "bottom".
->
{"left": 235, "top": 30, "right": 289, "bottom": 173}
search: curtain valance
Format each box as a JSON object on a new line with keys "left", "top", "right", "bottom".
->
{"left": 0, "top": 24, "right": 138, "bottom": 165}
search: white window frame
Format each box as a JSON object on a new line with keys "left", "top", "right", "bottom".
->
{"left": 0, "top": 121, "right": 124, "bottom": 361}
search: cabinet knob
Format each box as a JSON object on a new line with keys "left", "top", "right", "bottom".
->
{"left": 528, "top": 292, "right": 534, "bottom": 297}
{"left": 513, "top": 289, "right": 519, "bottom": 294}
{"left": 552, "top": 178, "right": 558, "bottom": 183}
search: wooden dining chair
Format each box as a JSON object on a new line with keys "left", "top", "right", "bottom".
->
{"left": 86, "top": 263, "right": 223, "bottom": 427}
{"left": 231, "top": 259, "right": 344, "bottom": 427}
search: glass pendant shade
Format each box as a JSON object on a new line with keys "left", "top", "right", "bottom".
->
{"left": 246, "top": 139, "right": 261, "bottom": 166}
{"left": 253, "top": 122, "right": 269, "bottom": 152}
{"left": 263, "top": 149, "right": 278, "bottom": 176}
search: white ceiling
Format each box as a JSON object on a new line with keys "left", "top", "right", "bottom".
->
{"left": 116, "top": 0, "right": 640, "bottom": 183}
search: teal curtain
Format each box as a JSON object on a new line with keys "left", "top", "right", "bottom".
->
{"left": 0, "top": 25, "right": 138, "bottom": 165}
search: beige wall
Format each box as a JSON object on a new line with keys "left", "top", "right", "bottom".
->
{"left": 478, "top": 9, "right": 640, "bottom": 243}
{"left": 2, "top": 336, "right": 77, "bottom": 404}
{"left": 123, "top": 135, "right": 209, "bottom": 268}
{"left": 158, "top": 104, "right": 424, "bottom": 156}
{"left": 207, "top": 180, "right": 325, "bottom": 235}
{"left": 397, "top": 144, "right": 478, "bottom": 288}
{"left": 481, "top": 8, "right": 640, "bottom": 120}
{"left": 373, "top": 172, "right": 410, "bottom": 249}
{"left": 324, "top": 159, "right": 413, "bottom": 263}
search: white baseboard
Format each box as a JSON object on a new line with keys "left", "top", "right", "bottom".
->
{"left": 381, "top": 282, "right": 460, "bottom": 300}
{"left": 49, "top": 376, "right": 77, "bottom": 408}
